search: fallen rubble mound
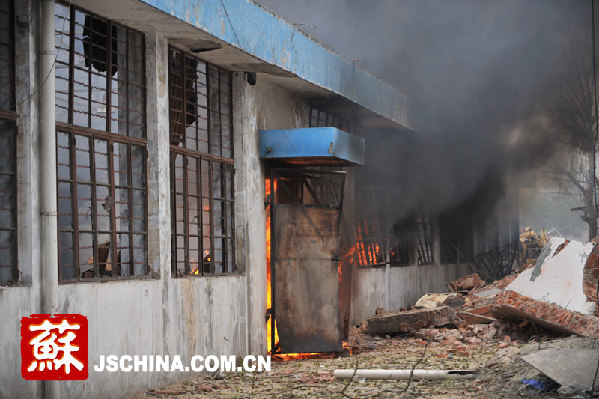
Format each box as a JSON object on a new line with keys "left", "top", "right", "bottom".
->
{"left": 366, "top": 238, "right": 599, "bottom": 340}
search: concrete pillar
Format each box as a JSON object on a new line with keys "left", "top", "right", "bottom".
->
{"left": 145, "top": 33, "right": 171, "bottom": 353}
{"left": 232, "top": 73, "right": 267, "bottom": 355}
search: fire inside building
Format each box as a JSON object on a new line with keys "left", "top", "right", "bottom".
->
{"left": 0, "top": 0, "right": 517, "bottom": 397}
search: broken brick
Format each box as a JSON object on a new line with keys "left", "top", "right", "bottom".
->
{"left": 448, "top": 273, "right": 485, "bottom": 292}
{"left": 492, "top": 290, "right": 599, "bottom": 338}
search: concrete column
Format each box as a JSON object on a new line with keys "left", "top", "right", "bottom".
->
{"left": 145, "top": 33, "right": 171, "bottom": 354}
{"left": 232, "top": 73, "right": 267, "bottom": 355}
{"left": 40, "top": 0, "right": 58, "bottom": 317}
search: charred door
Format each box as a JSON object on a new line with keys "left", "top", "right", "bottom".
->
{"left": 270, "top": 169, "right": 345, "bottom": 353}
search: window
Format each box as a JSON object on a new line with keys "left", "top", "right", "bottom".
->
{"left": 353, "top": 187, "right": 385, "bottom": 267}
{"left": 416, "top": 209, "right": 434, "bottom": 265}
{"left": 309, "top": 107, "right": 355, "bottom": 133}
{"left": 389, "top": 217, "right": 415, "bottom": 266}
{"left": 0, "top": 0, "right": 16, "bottom": 285}
{"left": 55, "top": 3, "right": 147, "bottom": 281}
{"left": 169, "top": 47, "right": 235, "bottom": 276}
{"left": 439, "top": 208, "right": 474, "bottom": 265}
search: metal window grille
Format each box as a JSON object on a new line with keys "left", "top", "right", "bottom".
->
{"left": 353, "top": 187, "right": 385, "bottom": 267}
{"left": 54, "top": 2, "right": 145, "bottom": 137}
{"left": 0, "top": 0, "right": 16, "bottom": 285}
{"left": 309, "top": 107, "right": 355, "bottom": 134}
{"left": 168, "top": 47, "right": 235, "bottom": 276}
{"left": 55, "top": 3, "right": 148, "bottom": 281}
{"left": 416, "top": 209, "right": 435, "bottom": 265}
{"left": 0, "top": 118, "right": 16, "bottom": 284}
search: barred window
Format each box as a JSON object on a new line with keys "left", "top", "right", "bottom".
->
{"left": 54, "top": 3, "right": 145, "bottom": 136}
{"left": 0, "top": 0, "right": 16, "bottom": 285}
{"left": 416, "top": 209, "right": 435, "bottom": 265}
{"left": 169, "top": 47, "right": 235, "bottom": 276}
{"left": 55, "top": 3, "right": 147, "bottom": 281}
{"left": 309, "top": 107, "right": 355, "bottom": 134}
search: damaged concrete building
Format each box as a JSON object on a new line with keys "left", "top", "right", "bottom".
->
{"left": 0, "top": 0, "right": 517, "bottom": 397}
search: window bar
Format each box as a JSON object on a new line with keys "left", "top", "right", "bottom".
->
{"left": 170, "top": 152, "right": 176, "bottom": 275}
{"left": 197, "top": 156, "right": 204, "bottom": 276}
{"left": 229, "top": 79, "right": 234, "bottom": 159}
{"left": 108, "top": 139, "right": 117, "bottom": 277}
{"left": 70, "top": 133, "right": 81, "bottom": 280}
{"left": 106, "top": 20, "right": 112, "bottom": 133}
{"left": 89, "top": 135, "right": 99, "bottom": 279}
{"left": 127, "top": 142, "right": 134, "bottom": 275}
{"left": 9, "top": 121, "right": 16, "bottom": 282}
{"left": 218, "top": 71, "right": 227, "bottom": 271}
{"left": 67, "top": 8, "right": 74, "bottom": 125}
{"left": 125, "top": 29, "right": 129, "bottom": 136}
{"left": 87, "top": 17, "right": 93, "bottom": 128}
{"left": 141, "top": 38, "right": 147, "bottom": 139}
{"left": 208, "top": 160, "right": 215, "bottom": 274}
{"left": 205, "top": 62, "right": 211, "bottom": 156}
{"left": 223, "top": 163, "right": 228, "bottom": 272}
{"left": 182, "top": 52, "right": 187, "bottom": 154}
{"left": 218, "top": 68, "right": 223, "bottom": 157}
{"left": 183, "top": 155, "right": 189, "bottom": 275}
{"left": 142, "top": 146, "right": 148, "bottom": 275}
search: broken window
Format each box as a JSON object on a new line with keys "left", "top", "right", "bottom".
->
{"left": 54, "top": 3, "right": 145, "bottom": 137}
{"left": 309, "top": 107, "right": 356, "bottom": 134}
{"left": 389, "top": 217, "right": 415, "bottom": 266}
{"left": 55, "top": 3, "right": 147, "bottom": 281}
{"left": 416, "top": 209, "right": 434, "bottom": 265}
{"left": 353, "top": 187, "right": 385, "bottom": 267}
{"left": 439, "top": 209, "right": 474, "bottom": 265}
{"left": 168, "top": 47, "right": 235, "bottom": 276}
{"left": 0, "top": 0, "right": 16, "bottom": 285}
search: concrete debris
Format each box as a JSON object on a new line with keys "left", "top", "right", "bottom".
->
{"left": 367, "top": 306, "right": 457, "bottom": 334}
{"left": 521, "top": 348, "right": 599, "bottom": 390}
{"left": 447, "top": 273, "right": 485, "bottom": 292}
{"left": 362, "top": 239, "right": 599, "bottom": 344}
{"left": 492, "top": 290, "right": 599, "bottom": 338}
{"left": 414, "top": 292, "right": 465, "bottom": 309}
{"left": 506, "top": 237, "right": 597, "bottom": 316}
{"left": 458, "top": 310, "right": 496, "bottom": 324}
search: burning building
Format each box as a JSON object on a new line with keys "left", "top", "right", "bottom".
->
{"left": 0, "top": 0, "right": 517, "bottom": 397}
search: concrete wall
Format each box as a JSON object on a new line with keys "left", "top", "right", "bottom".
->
{"left": 0, "top": 2, "right": 315, "bottom": 394}
{"left": 0, "top": 1, "right": 42, "bottom": 397}
{"left": 350, "top": 263, "right": 471, "bottom": 325}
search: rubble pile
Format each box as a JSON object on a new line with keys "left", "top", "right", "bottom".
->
{"left": 362, "top": 238, "right": 599, "bottom": 342}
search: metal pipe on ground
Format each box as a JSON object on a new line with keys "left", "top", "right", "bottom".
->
{"left": 333, "top": 369, "right": 476, "bottom": 380}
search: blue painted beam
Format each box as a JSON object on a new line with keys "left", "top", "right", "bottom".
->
{"left": 259, "top": 127, "right": 365, "bottom": 166}
{"left": 138, "top": 0, "right": 409, "bottom": 127}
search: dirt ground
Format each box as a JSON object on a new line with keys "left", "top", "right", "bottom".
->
{"left": 132, "top": 330, "right": 581, "bottom": 399}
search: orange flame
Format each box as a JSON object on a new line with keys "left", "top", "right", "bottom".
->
{"left": 265, "top": 178, "right": 351, "bottom": 360}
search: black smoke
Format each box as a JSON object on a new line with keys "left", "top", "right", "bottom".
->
{"left": 256, "top": 0, "right": 591, "bottom": 225}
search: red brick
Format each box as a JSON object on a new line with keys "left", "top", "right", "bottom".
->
{"left": 492, "top": 290, "right": 599, "bottom": 338}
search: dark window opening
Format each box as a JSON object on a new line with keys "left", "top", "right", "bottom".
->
{"left": 439, "top": 210, "right": 474, "bottom": 265}
{"left": 309, "top": 107, "right": 356, "bottom": 134}
{"left": 353, "top": 187, "right": 385, "bottom": 267}
{"left": 55, "top": 3, "right": 148, "bottom": 281}
{"left": 168, "top": 47, "right": 235, "bottom": 276}
{"left": 0, "top": 0, "right": 16, "bottom": 285}
{"left": 416, "top": 209, "right": 434, "bottom": 265}
{"left": 390, "top": 217, "right": 415, "bottom": 266}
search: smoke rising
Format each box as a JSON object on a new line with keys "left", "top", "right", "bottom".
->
{"left": 255, "top": 0, "right": 591, "bottom": 227}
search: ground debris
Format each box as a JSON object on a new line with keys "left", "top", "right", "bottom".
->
{"left": 447, "top": 273, "right": 485, "bottom": 292}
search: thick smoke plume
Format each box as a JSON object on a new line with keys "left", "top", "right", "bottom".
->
{"left": 256, "top": 0, "right": 591, "bottom": 227}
